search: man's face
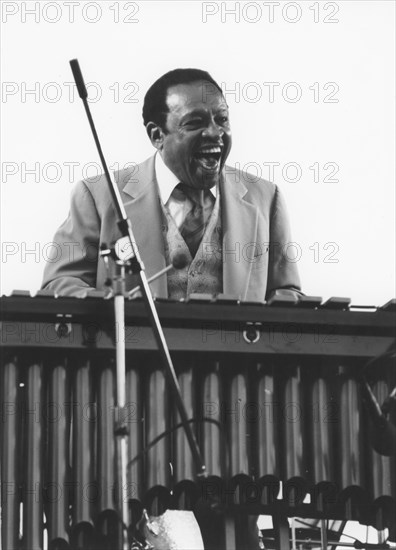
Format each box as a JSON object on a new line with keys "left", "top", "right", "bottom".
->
{"left": 158, "top": 80, "right": 232, "bottom": 189}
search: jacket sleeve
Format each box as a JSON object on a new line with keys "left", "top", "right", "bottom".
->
{"left": 41, "top": 180, "right": 100, "bottom": 297}
{"left": 265, "top": 185, "right": 303, "bottom": 300}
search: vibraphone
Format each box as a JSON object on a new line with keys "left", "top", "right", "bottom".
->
{"left": 1, "top": 293, "right": 395, "bottom": 549}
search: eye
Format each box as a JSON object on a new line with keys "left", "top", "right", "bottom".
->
{"left": 217, "top": 115, "right": 229, "bottom": 124}
{"left": 184, "top": 118, "right": 203, "bottom": 127}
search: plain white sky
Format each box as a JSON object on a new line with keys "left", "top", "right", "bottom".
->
{"left": 1, "top": 0, "right": 395, "bottom": 305}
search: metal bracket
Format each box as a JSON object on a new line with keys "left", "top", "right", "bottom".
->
{"left": 55, "top": 314, "right": 72, "bottom": 337}
{"left": 243, "top": 322, "right": 262, "bottom": 344}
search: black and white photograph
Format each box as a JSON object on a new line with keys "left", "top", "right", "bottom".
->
{"left": 1, "top": 1, "right": 395, "bottom": 548}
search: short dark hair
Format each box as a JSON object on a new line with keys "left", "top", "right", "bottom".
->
{"left": 142, "top": 68, "right": 223, "bottom": 132}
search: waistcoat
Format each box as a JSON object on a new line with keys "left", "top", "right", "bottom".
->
{"left": 160, "top": 192, "right": 223, "bottom": 300}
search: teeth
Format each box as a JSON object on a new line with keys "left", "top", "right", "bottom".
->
{"left": 199, "top": 147, "right": 221, "bottom": 153}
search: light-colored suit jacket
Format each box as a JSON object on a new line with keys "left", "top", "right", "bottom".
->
{"left": 42, "top": 155, "right": 302, "bottom": 301}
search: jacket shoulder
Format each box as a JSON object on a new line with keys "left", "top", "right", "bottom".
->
{"left": 224, "top": 163, "right": 278, "bottom": 200}
{"left": 75, "top": 156, "right": 154, "bottom": 210}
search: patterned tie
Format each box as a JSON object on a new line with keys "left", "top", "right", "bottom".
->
{"left": 172, "top": 183, "right": 214, "bottom": 257}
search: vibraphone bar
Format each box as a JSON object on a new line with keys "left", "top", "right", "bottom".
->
{"left": 1, "top": 293, "right": 395, "bottom": 549}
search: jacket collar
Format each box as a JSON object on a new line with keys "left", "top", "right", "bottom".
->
{"left": 121, "top": 155, "right": 168, "bottom": 298}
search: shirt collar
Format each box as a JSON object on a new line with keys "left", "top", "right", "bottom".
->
{"left": 155, "top": 152, "right": 217, "bottom": 202}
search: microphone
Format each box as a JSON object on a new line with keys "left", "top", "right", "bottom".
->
{"left": 128, "top": 252, "right": 189, "bottom": 299}
{"left": 171, "top": 252, "right": 190, "bottom": 270}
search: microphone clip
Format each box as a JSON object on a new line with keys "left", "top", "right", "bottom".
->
{"left": 99, "top": 241, "right": 135, "bottom": 299}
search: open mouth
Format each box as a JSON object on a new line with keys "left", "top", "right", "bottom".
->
{"left": 193, "top": 146, "right": 222, "bottom": 171}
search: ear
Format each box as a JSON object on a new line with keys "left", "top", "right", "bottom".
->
{"left": 146, "top": 122, "right": 165, "bottom": 150}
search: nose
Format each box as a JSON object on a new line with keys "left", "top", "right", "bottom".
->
{"left": 202, "top": 119, "right": 223, "bottom": 139}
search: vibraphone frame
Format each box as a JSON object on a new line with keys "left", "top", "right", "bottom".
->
{"left": 1, "top": 294, "right": 395, "bottom": 549}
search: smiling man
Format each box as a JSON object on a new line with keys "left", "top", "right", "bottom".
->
{"left": 42, "top": 68, "right": 302, "bottom": 302}
{"left": 41, "top": 68, "right": 302, "bottom": 549}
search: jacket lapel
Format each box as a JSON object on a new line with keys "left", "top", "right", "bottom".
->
{"left": 122, "top": 156, "right": 168, "bottom": 298}
{"left": 221, "top": 169, "right": 258, "bottom": 300}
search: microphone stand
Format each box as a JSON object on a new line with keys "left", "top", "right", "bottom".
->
{"left": 70, "top": 59, "right": 206, "bottom": 549}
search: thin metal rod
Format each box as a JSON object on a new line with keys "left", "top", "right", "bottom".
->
{"left": 291, "top": 517, "right": 297, "bottom": 550}
{"left": 114, "top": 270, "right": 129, "bottom": 550}
{"left": 127, "top": 264, "right": 173, "bottom": 298}
{"left": 261, "top": 537, "right": 391, "bottom": 549}
{"left": 81, "top": 96, "right": 128, "bottom": 224}
{"left": 320, "top": 518, "right": 328, "bottom": 549}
